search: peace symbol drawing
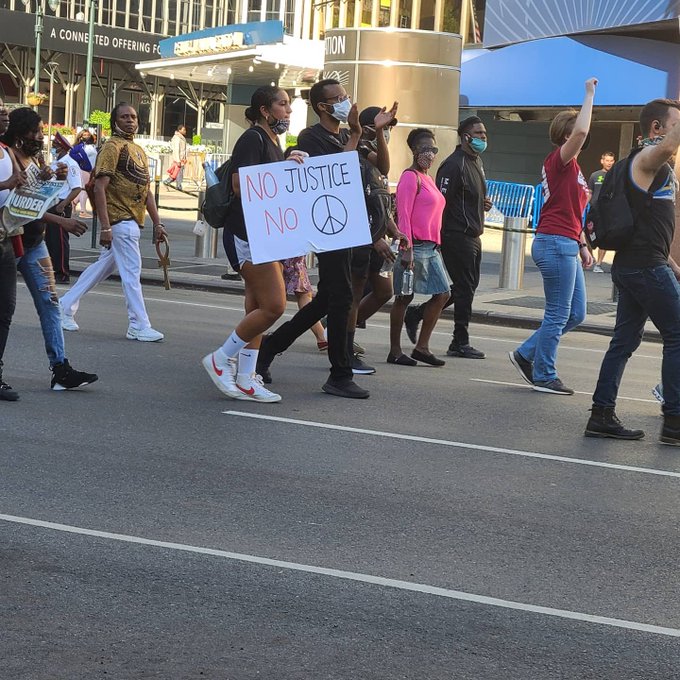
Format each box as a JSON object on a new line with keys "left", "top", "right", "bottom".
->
{"left": 311, "top": 195, "right": 348, "bottom": 235}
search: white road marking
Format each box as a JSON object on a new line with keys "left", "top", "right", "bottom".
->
{"left": 469, "top": 378, "right": 659, "bottom": 404}
{"left": 223, "top": 411, "right": 680, "bottom": 480}
{"left": 1, "top": 512, "right": 678, "bottom": 638}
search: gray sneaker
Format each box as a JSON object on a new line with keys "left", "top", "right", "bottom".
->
{"left": 532, "top": 378, "right": 574, "bottom": 395}
{"left": 652, "top": 383, "right": 664, "bottom": 405}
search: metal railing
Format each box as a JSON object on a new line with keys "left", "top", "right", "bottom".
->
{"left": 485, "top": 180, "right": 535, "bottom": 231}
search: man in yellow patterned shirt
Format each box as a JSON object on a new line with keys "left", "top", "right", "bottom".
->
{"left": 60, "top": 103, "right": 167, "bottom": 342}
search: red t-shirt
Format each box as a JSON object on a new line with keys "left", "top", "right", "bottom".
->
{"left": 537, "top": 147, "right": 589, "bottom": 240}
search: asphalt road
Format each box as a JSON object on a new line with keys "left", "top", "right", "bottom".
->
{"left": 2, "top": 280, "right": 679, "bottom": 679}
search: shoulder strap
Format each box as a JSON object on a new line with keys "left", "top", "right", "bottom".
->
{"left": 404, "top": 168, "right": 421, "bottom": 195}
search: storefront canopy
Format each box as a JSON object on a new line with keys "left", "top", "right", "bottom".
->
{"left": 460, "top": 35, "right": 680, "bottom": 108}
{"left": 136, "top": 20, "right": 323, "bottom": 90}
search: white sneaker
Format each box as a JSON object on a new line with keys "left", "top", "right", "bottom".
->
{"left": 61, "top": 314, "right": 79, "bottom": 332}
{"left": 127, "top": 326, "right": 164, "bottom": 342}
{"left": 202, "top": 351, "right": 240, "bottom": 398}
{"left": 592, "top": 264, "right": 604, "bottom": 273}
{"left": 235, "top": 373, "right": 282, "bottom": 402}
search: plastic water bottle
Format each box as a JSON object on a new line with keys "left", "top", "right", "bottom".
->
{"left": 401, "top": 269, "right": 414, "bottom": 296}
{"left": 203, "top": 162, "right": 219, "bottom": 188}
{"left": 379, "top": 239, "right": 400, "bottom": 277}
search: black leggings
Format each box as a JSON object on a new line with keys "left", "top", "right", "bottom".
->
{"left": 0, "top": 238, "right": 17, "bottom": 378}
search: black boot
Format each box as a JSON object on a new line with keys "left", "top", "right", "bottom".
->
{"left": 660, "top": 414, "right": 680, "bottom": 446}
{"left": 256, "top": 334, "right": 275, "bottom": 384}
{"left": 584, "top": 405, "right": 644, "bottom": 440}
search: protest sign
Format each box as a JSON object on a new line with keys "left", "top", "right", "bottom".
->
{"left": 239, "top": 150, "right": 371, "bottom": 264}
{"left": 1, "top": 164, "right": 64, "bottom": 234}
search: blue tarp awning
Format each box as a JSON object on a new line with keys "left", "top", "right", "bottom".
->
{"left": 460, "top": 35, "right": 680, "bottom": 108}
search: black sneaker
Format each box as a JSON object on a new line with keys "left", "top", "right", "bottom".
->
{"left": 404, "top": 305, "right": 421, "bottom": 344}
{"left": 256, "top": 335, "right": 274, "bottom": 384}
{"left": 447, "top": 342, "right": 486, "bottom": 359}
{"left": 51, "top": 360, "right": 98, "bottom": 391}
{"left": 322, "top": 379, "right": 370, "bottom": 399}
{"left": 532, "top": 378, "right": 574, "bottom": 396}
{"left": 351, "top": 354, "right": 376, "bottom": 375}
{"left": 220, "top": 271, "right": 242, "bottom": 281}
{"left": 0, "top": 380, "right": 19, "bottom": 401}
{"left": 508, "top": 350, "right": 533, "bottom": 385}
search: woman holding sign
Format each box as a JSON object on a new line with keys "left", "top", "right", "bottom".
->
{"left": 202, "top": 86, "right": 306, "bottom": 403}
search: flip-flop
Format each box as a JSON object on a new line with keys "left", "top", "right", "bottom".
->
{"left": 387, "top": 353, "right": 417, "bottom": 366}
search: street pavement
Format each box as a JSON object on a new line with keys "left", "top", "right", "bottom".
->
{"left": 2, "top": 263, "right": 679, "bottom": 678}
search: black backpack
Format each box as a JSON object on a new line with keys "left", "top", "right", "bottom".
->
{"left": 359, "top": 156, "right": 392, "bottom": 241}
{"left": 201, "top": 159, "right": 235, "bottom": 229}
{"left": 585, "top": 149, "right": 653, "bottom": 250}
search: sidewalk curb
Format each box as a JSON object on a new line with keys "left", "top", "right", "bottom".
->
{"left": 66, "top": 263, "right": 662, "bottom": 344}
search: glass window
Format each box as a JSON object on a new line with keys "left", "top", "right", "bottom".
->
{"left": 248, "top": 0, "right": 262, "bottom": 23}
{"left": 283, "top": 0, "right": 295, "bottom": 33}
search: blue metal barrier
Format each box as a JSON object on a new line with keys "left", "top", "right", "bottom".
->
{"left": 485, "top": 180, "right": 535, "bottom": 228}
{"left": 531, "top": 182, "right": 590, "bottom": 229}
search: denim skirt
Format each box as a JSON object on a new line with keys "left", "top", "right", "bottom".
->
{"left": 393, "top": 241, "right": 451, "bottom": 296}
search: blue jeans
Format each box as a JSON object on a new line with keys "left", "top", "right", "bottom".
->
{"left": 517, "top": 234, "right": 587, "bottom": 382}
{"left": 17, "top": 241, "right": 66, "bottom": 367}
{"left": 593, "top": 264, "right": 680, "bottom": 416}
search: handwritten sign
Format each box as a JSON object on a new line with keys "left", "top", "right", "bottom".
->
{"left": 1, "top": 165, "right": 64, "bottom": 234}
{"left": 239, "top": 151, "right": 371, "bottom": 265}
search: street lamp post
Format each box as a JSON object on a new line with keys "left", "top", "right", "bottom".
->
{"left": 82, "top": 0, "right": 99, "bottom": 128}
{"left": 22, "top": 0, "right": 59, "bottom": 98}
{"left": 46, "top": 61, "right": 59, "bottom": 144}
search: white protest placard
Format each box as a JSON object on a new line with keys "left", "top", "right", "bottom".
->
{"left": 239, "top": 150, "right": 371, "bottom": 265}
{"left": 1, "top": 164, "right": 64, "bottom": 234}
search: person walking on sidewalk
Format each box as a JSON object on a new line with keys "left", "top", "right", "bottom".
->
{"left": 585, "top": 98, "right": 680, "bottom": 443}
{"left": 256, "top": 79, "right": 370, "bottom": 399}
{"left": 164, "top": 124, "right": 188, "bottom": 191}
{"left": 403, "top": 116, "right": 491, "bottom": 359}
{"left": 60, "top": 103, "right": 166, "bottom": 342}
{"left": 587, "top": 151, "right": 615, "bottom": 273}
{"left": 388, "top": 129, "right": 449, "bottom": 367}
{"left": 73, "top": 129, "right": 95, "bottom": 217}
{"left": 45, "top": 132, "right": 83, "bottom": 284}
{"left": 3, "top": 107, "right": 98, "bottom": 391}
{"left": 202, "top": 86, "right": 308, "bottom": 403}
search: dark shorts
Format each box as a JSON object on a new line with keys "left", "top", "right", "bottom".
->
{"left": 351, "top": 244, "right": 384, "bottom": 277}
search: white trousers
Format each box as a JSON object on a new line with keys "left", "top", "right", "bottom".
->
{"left": 61, "top": 219, "right": 151, "bottom": 331}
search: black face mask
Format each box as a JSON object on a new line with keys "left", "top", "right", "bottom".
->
{"left": 19, "top": 138, "right": 44, "bottom": 157}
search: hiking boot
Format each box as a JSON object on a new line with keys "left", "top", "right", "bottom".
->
{"left": 508, "top": 350, "right": 533, "bottom": 385}
{"left": 322, "top": 379, "right": 370, "bottom": 399}
{"left": 532, "top": 378, "right": 574, "bottom": 395}
{"left": 0, "top": 380, "right": 19, "bottom": 401}
{"left": 447, "top": 342, "right": 485, "bottom": 359}
{"left": 404, "top": 305, "right": 421, "bottom": 344}
{"left": 51, "top": 360, "right": 98, "bottom": 391}
{"left": 660, "top": 414, "right": 680, "bottom": 446}
{"left": 584, "top": 405, "right": 645, "bottom": 440}
{"left": 351, "top": 354, "right": 376, "bottom": 375}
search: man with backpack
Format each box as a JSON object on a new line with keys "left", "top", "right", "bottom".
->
{"left": 256, "top": 80, "right": 395, "bottom": 399}
{"left": 585, "top": 98, "right": 680, "bottom": 444}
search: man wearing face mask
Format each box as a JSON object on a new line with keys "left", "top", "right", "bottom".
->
{"left": 404, "top": 116, "right": 491, "bottom": 359}
{"left": 257, "top": 79, "right": 370, "bottom": 399}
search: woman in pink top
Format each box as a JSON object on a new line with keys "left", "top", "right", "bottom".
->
{"left": 389, "top": 128, "right": 450, "bottom": 366}
{"left": 509, "top": 79, "right": 597, "bottom": 396}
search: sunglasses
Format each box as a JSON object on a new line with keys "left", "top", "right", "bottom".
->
{"left": 418, "top": 146, "right": 439, "bottom": 155}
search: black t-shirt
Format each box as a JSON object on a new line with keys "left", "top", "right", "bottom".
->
{"left": 229, "top": 125, "right": 284, "bottom": 241}
{"left": 614, "top": 163, "right": 677, "bottom": 269}
{"left": 436, "top": 146, "right": 487, "bottom": 238}
{"left": 295, "top": 123, "right": 349, "bottom": 157}
{"left": 588, "top": 169, "right": 607, "bottom": 204}
{"left": 21, "top": 220, "right": 46, "bottom": 250}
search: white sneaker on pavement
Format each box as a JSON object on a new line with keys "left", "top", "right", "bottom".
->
{"left": 127, "top": 326, "right": 164, "bottom": 342}
{"left": 61, "top": 314, "right": 79, "bottom": 332}
{"left": 235, "top": 373, "right": 282, "bottom": 402}
{"left": 592, "top": 264, "right": 604, "bottom": 273}
{"left": 202, "top": 350, "right": 240, "bottom": 398}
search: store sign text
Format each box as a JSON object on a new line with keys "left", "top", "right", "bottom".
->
{"left": 174, "top": 32, "right": 245, "bottom": 57}
{"left": 50, "top": 27, "right": 160, "bottom": 55}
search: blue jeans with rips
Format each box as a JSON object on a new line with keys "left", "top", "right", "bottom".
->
{"left": 593, "top": 263, "right": 680, "bottom": 416}
{"left": 17, "top": 241, "right": 66, "bottom": 367}
{"left": 516, "top": 233, "right": 587, "bottom": 382}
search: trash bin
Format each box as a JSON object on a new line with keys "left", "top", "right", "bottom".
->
{"left": 498, "top": 216, "right": 528, "bottom": 290}
{"left": 194, "top": 189, "right": 219, "bottom": 258}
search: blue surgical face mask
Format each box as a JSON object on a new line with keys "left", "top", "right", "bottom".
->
{"left": 329, "top": 98, "right": 352, "bottom": 123}
{"left": 469, "top": 137, "right": 487, "bottom": 154}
